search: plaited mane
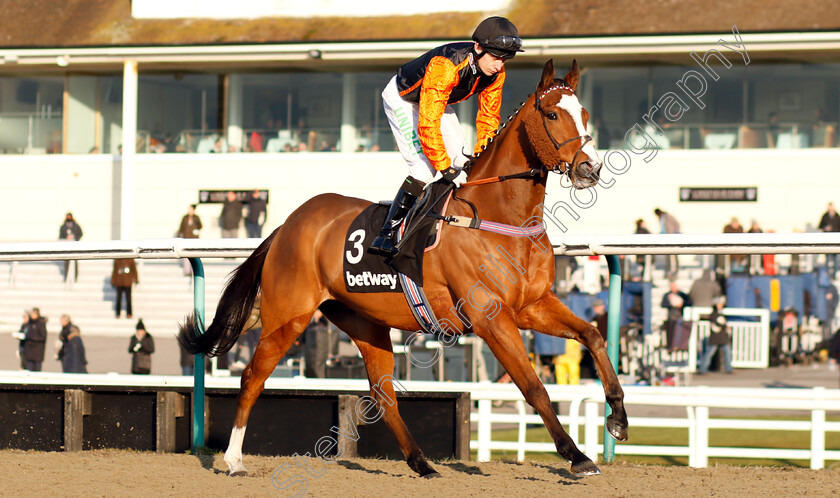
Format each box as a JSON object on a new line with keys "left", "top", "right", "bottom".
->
{"left": 523, "top": 79, "right": 573, "bottom": 167}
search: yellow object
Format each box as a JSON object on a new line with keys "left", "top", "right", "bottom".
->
{"left": 554, "top": 340, "right": 582, "bottom": 385}
{"left": 769, "top": 279, "right": 780, "bottom": 312}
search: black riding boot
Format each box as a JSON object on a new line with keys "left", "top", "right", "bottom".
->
{"left": 369, "top": 177, "right": 425, "bottom": 256}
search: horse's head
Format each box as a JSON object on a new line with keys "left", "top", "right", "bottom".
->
{"left": 524, "top": 59, "right": 602, "bottom": 189}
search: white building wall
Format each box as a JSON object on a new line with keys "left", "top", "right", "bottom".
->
{"left": 1, "top": 149, "right": 838, "bottom": 244}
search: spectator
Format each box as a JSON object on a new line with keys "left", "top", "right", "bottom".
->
{"left": 304, "top": 310, "right": 331, "bottom": 379}
{"left": 177, "top": 204, "right": 203, "bottom": 276}
{"left": 12, "top": 310, "right": 29, "bottom": 369}
{"left": 58, "top": 212, "right": 83, "bottom": 282}
{"left": 129, "top": 319, "right": 155, "bottom": 375}
{"left": 244, "top": 189, "right": 268, "bottom": 239}
{"left": 579, "top": 298, "right": 608, "bottom": 379}
{"left": 554, "top": 339, "right": 582, "bottom": 385}
{"left": 111, "top": 259, "right": 139, "bottom": 319}
{"left": 818, "top": 202, "right": 840, "bottom": 274}
{"left": 179, "top": 341, "right": 195, "bottom": 376}
{"left": 178, "top": 204, "right": 203, "bottom": 239}
{"left": 231, "top": 305, "right": 262, "bottom": 374}
{"left": 248, "top": 130, "right": 265, "bottom": 152}
{"left": 634, "top": 218, "right": 651, "bottom": 276}
{"left": 766, "top": 111, "right": 781, "bottom": 148}
{"left": 661, "top": 280, "right": 692, "bottom": 350}
{"left": 22, "top": 308, "right": 47, "bottom": 372}
{"left": 723, "top": 217, "right": 746, "bottom": 271}
{"left": 56, "top": 314, "right": 87, "bottom": 373}
{"left": 654, "top": 208, "right": 681, "bottom": 276}
{"left": 829, "top": 327, "right": 840, "bottom": 388}
{"left": 697, "top": 296, "right": 733, "bottom": 374}
{"left": 689, "top": 268, "right": 722, "bottom": 308}
{"left": 748, "top": 219, "right": 765, "bottom": 274}
{"left": 220, "top": 191, "right": 243, "bottom": 238}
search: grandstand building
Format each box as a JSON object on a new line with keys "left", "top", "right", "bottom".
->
{"left": 1, "top": 0, "right": 839, "bottom": 241}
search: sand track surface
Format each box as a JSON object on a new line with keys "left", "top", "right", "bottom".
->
{"left": 2, "top": 450, "right": 838, "bottom": 497}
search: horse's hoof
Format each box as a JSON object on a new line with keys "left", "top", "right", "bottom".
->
{"left": 607, "top": 415, "right": 629, "bottom": 442}
{"left": 571, "top": 460, "right": 601, "bottom": 476}
{"left": 226, "top": 459, "right": 248, "bottom": 476}
{"left": 422, "top": 471, "right": 442, "bottom": 479}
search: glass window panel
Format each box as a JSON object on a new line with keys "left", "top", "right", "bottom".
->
{"left": 0, "top": 76, "right": 64, "bottom": 154}
{"left": 138, "top": 73, "right": 219, "bottom": 153}
{"left": 237, "top": 72, "right": 342, "bottom": 153}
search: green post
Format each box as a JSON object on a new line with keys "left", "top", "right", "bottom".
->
{"left": 602, "top": 254, "right": 622, "bottom": 463}
{"left": 189, "top": 257, "right": 206, "bottom": 451}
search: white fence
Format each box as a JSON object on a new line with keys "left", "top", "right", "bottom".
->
{"left": 654, "top": 307, "right": 771, "bottom": 377}
{"left": 4, "top": 372, "right": 838, "bottom": 469}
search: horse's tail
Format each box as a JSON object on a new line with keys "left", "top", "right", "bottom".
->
{"left": 177, "top": 227, "right": 278, "bottom": 357}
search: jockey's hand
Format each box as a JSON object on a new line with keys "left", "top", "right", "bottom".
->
{"left": 441, "top": 166, "right": 460, "bottom": 183}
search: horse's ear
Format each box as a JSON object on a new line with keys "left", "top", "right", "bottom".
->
{"left": 538, "top": 59, "right": 555, "bottom": 92}
{"left": 564, "top": 59, "right": 581, "bottom": 91}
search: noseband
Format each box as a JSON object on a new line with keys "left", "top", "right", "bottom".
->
{"left": 534, "top": 81, "right": 593, "bottom": 176}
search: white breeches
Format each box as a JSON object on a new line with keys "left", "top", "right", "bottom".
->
{"left": 382, "top": 76, "right": 469, "bottom": 184}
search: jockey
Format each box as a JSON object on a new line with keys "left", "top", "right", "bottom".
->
{"left": 368, "top": 16, "right": 524, "bottom": 256}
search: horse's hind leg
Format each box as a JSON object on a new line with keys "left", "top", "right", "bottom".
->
{"left": 476, "top": 311, "right": 601, "bottom": 475}
{"left": 320, "top": 302, "right": 439, "bottom": 478}
{"left": 224, "top": 314, "right": 311, "bottom": 476}
{"left": 518, "top": 293, "right": 628, "bottom": 442}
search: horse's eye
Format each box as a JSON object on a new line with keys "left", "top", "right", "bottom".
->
{"left": 547, "top": 112, "right": 558, "bottom": 120}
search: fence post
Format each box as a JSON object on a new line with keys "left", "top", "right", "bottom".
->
{"left": 189, "top": 257, "right": 206, "bottom": 452}
{"left": 811, "top": 387, "right": 826, "bottom": 469}
{"left": 477, "top": 399, "right": 492, "bottom": 462}
{"left": 694, "top": 405, "right": 709, "bottom": 468}
{"left": 584, "top": 400, "right": 600, "bottom": 462}
{"left": 602, "top": 254, "right": 622, "bottom": 463}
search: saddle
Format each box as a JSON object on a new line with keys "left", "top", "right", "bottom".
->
{"left": 342, "top": 180, "right": 455, "bottom": 294}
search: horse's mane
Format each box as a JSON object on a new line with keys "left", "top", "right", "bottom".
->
{"left": 471, "top": 78, "right": 568, "bottom": 169}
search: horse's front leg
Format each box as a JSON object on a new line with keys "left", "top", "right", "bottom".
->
{"left": 474, "top": 309, "right": 600, "bottom": 475}
{"left": 518, "top": 293, "right": 628, "bottom": 442}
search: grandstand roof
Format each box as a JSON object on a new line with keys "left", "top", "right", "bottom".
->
{"left": 1, "top": 0, "right": 839, "bottom": 48}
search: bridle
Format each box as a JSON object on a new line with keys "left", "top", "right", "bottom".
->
{"left": 534, "top": 80, "right": 593, "bottom": 176}
{"left": 460, "top": 80, "right": 593, "bottom": 188}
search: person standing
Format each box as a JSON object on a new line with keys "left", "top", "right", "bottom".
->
{"left": 723, "top": 217, "right": 745, "bottom": 271}
{"left": 369, "top": 16, "right": 524, "bottom": 256}
{"left": 129, "top": 319, "right": 155, "bottom": 374}
{"left": 220, "top": 190, "right": 243, "bottom": 238}
{"left": 111, "top": 258, "right": 139, "bottom": 319}
{"left": 58, "top": 212, "right": 83, "bottom": 282}
{"left": 178, "top": 204, "right": 203, "bottom": 239}
{"left": 179, "top": 341, "right": 195, "bottom": 376}
{"left": 697, "top": 296, "right": 733, "bottom": 374}
{"left": 818, "top": 202, "right": 840, "bottom": 275}
{"left": 661, "top": 280, "right": 692, "bottom": 351}
{"left": 57, "top": 314, "right": 87, "bottom": 373}
{"left": 22, "top": 308, "right": 47, "bottom": 371}
{"left": 12, "top": 310, "right": 29, "bottom": 369}
{"left": 634, "top": 218, "right": 651, "bottom": 277}
{"left": 244, "top": 189, "right": 268, "bottom": 239}
{"left": 303, "top": 310, "right": 331, "bottom": 379}
{"left": 654, "top": 208, "right": 681, "bottom": 276}
{"left": 177, "top": 204, "right": 203, "bottom": 276}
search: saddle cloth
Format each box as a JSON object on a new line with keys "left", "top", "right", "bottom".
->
{"left": 342, "top": 181, "right": 453, "bottom": 293}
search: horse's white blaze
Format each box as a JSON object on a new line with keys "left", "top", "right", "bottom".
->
{"left": 557, "top": 94, "right": 600, "bottom": 162}
{"left": 224, "top": 425, "right": 248, "bottom": 474}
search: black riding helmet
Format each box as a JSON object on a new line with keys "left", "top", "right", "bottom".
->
{"left": 472, "top": 16, "right": 524, "bottom": 60}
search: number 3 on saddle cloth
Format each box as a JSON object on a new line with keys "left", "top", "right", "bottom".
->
{"left": 342, "top": 179, "right": 546, "bottom": 334}
{"left": 342, "top": 181, "right": 455, "bottom": 333}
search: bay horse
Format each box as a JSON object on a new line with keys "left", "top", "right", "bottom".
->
{"left": 179, "top": 59, "right": 628, "bottom": 478}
